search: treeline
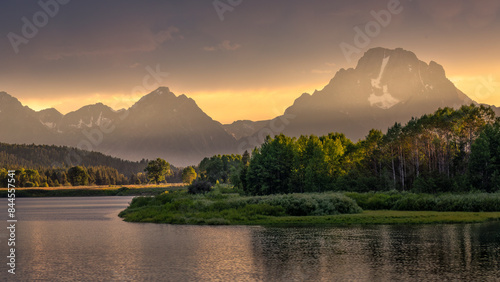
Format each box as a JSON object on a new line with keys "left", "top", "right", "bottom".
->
{"left": 0, "top": 143, "right": 186, "bottom": 187}
{"left": 194, "top": 105, "right": 500, "bottom": 195}
{"left": 0, "top": 165, "right": 182, "bottom": 187}
{"left": 0, "top": 166, "right": 128, "bottom": 187}
{"left": 0, "top": 143, "right": 148, "bottom": 177}
{"left": 197, "top": 154, "right": 244, "bottom": 184}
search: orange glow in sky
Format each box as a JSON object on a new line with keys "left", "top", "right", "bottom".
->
{"left": 2, "top": 1, "right": 499, "bottom": 123}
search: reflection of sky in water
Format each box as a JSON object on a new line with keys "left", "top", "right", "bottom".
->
{"left": 0, "top": 197, "right": 498, "bottom": 281}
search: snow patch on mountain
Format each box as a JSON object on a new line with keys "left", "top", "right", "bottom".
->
{"left": 96, "top": 112, "right": 103, "bottom": 126}
{"left": 41, "top": 121, "right": 56, "bottom": 129}
{"left": 368, "top": 55, "right": 400, "bottom": 109}
{"left": 75, "top": 117, "right": 94, "bottom": 128}
{"left": 369, "top": 85, "right": 400, "bottom": 109}
{"left": 371, "top": 55, "right": 390, "bottom": 89}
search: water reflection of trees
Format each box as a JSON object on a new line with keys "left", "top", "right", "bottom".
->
{"left": 250, "top": 223, "right": 500, "bottom": 280}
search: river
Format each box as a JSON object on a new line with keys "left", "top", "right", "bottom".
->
{"left": 1, "top": 197, "right": 499, "bottom": 281}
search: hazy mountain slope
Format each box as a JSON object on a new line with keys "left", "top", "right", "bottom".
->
{"left": 487, "top": 104, "right": 500, "bottom": 116}
{"left": 223, "top": 120, "right": 270, "bottom": 140}
{"left": 0, "top": 92, "right": 57, "bottom": 144}
{"left": 33, "top": 108, "right": 63, "bottom": 130}
{"left": 57, "top": 103, "right": 120, "bottom": 132}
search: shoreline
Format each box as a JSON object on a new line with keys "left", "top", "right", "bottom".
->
{"left": 117, "top": 189, "right": 500, "bottom": 226}
{"left": 0, "top": 185, "right": 185, "bottom": 197}
{"left": 120, "top": 210, "right": 500, "bottom": 226}
{"left": 6, "top": 187, "right": 500, "bottom": 225}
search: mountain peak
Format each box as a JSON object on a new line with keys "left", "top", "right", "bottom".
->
{"left": 37, "top": 108, "right": 63, "bottom": 117}
{"left": 0, "top": 91, "right": 17, "bottom": 101}
{"left": 149, "top": 87, "right": 175, "bottom": 97}
{"left": 132, "top": 87, "right": 177, "bottom": 109}
{"left": 71, "top": 102, "right": 114, "bottom": 114}
{"left": 355, "top": 47, "right": 419, "bottom": 73}
{"left": 273, "top": 46, "right": 476, "bottom": 141}
{"left": 0, "top": 91, "right": 24, "bottom": 111}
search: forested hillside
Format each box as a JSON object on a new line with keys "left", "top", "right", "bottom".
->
{"left": 0, "top": 143, "right": 147, "bottom": 176}
{"left": 0, "top": 143, "right": 183, "bottom": 187}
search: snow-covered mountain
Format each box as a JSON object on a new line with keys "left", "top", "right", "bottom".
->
{"left": 252, "top": 47, "right": 476, "bottom": 142}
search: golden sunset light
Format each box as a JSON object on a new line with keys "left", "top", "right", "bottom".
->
{"left": 1, "top": 1, "right": 500, "bottom": 281}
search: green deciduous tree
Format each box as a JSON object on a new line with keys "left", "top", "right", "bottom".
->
{"left": 246, "top": 134, "right": 297, "bottom": 195}
{"left": 469, "top": 123, "right": 500, "bottom": 192}
{"left": 144, "top": 158, "right": 172, "bottom": 184}
{"left": 198, "top": 154, "right": 242, "bottom": 184}
{"left": 182, "top": 166, "right": 197, "bottom": 184}
{"left": 67, "top": 166, "right": 89, "bottom": 186}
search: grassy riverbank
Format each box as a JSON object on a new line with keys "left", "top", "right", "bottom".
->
{"left": 118, "top": 187, "right": 500, "bottom": 225}
{"left": 0, "top": 184, "right": 186, "bottom": 197}
{"left": 245, "top": 210, "right": 500, "bottom": 225}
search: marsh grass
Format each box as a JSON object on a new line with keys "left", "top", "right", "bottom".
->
{"left": 246, "top": 210, "right": 500, "bottom": 225}
{"left": 119, "top": 188, "right": 362, "bottom": 224}
{"left": 119, "top": 186, "right": 500, "bottom": 225}
{"left": 345, "top": 191, "right": 500, "bottom": 212}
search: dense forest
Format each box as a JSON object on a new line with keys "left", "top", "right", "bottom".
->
{"left": 0, "top": 143, "right": 182, "bottom": 187}
{"left": 198, "top": 105, "right": 500, "bottom": 195}
{"left": 0, "top": 143, "right": 148, "bottom": 176}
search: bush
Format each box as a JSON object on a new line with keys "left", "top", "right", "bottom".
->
{"left": 391, "top": 192, "right": 500, "bottom": 212}
{"left": 259, "top": 193, "right": 362, "bottom": 216}
{"left": 128, "top": 196, "right": 155, "bottom": 209}
{"left": 119, "top": 191, "right": 364, "bottom": 224}
{"left": 188, "top": 180, "right": 212, "bottom": 194}
{"left": 345, "top": 191, "right": 403, "bottom": 210}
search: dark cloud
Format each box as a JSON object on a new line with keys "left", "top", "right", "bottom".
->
{"left": 0, "top": 0, "right": 499, "bottom": 120}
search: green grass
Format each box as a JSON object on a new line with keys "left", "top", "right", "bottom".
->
{"left": 119, "top": 189, "right": 362, "bottom": 225}
{"left": 246, "top": 210, "right": 500, "bottom": 226}
{"left": 119, "top": 205, "right": 500, "bottom": 225}
{"left": 344, "top": 191, "right": 500, "bottom": 212}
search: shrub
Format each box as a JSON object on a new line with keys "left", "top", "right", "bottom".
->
{"left": 391, "top": 193, "right": 500, "bottom": 212}
{"left": 188, "top": 180, "right": 212, "bottom": 194}
{"left": 345, "top": 191, "right": 404, "bottom": 210}
{"left": 128, "top": 196, "right": 155, "bottom": 209}
{"left": 260, "top": 193, "right": 362, "bottom": 216}
{"left": 115, "top": 187, "right": 130, "bottom": 196}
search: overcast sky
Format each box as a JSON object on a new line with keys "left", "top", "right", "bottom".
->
{"left": 1, "top": 0, "right": 499, "bottom": 123}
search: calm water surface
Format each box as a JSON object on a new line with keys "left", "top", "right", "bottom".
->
{"left": 0, "top": 197, "right": 499, "bottom": 281}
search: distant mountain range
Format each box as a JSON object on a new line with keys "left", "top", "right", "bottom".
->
{"left": 1, "top": 47, "right": 498, "bottom": 166}
{"left": 0, "top": 88, "right": 236, "bottom": 166}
